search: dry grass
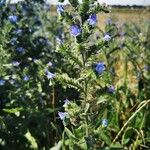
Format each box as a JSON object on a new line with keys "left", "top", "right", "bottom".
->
{"left": 97, "top": 8, "right": 150, "bottom": 30}
{"left": 50, "top": 6, "right": 150, "bottom": 29}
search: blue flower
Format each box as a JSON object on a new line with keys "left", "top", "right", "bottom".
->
{"left": 57, "top": 5, "right": 64, "bottom": 14}
{"left": 0, "top": 79, "right": 5, "bottom": 86}
{"left": 95, "top": 62, "right": 105, "bottom": 74}
{"left": 15, "top": 29, "right": 23, "bottom": 36}
{"left": 10, "top": 37, "right": 17, "bottom": 45}
{"left": 45, "top": 70, "right": 55, "bottom": 79}
{"left": 8, "top": 15, "right": 18, "bottom": 23}
{"left": 63, "top": 99, "right": 70, "bottom": 107}
{"left": 9, "top": 5, "right": 16, "bottom": 11}
{"left": 103, "top": 34, "right": 111, "bottom": 41}
{"left": 23, "top": 75, "right": 29, "bottom": 81}
{"left": 88, "top": 14, "right": 97, "bottom": 26}
{"left": 108, "top": 85, "right": 115, "bottom": 93}
{"left": 70, "top": 25, "right": 81, "bottom": 37}
{"left": 56, "top": 36, "right": 64, "bottom": 45}
{"left": 12, "top": 61, "right": 20, "bottom": 67}
{"left": 0, "top": 1, "right": 5, "bottom": 7}
{"left": 58, "top": 111, "right": 68, "bottom": 120}
{"left": 16, "top": 47, "right": 25, "bottom": 53}
{"left": 102, "top": 119, "right": 108, "bottom": 127}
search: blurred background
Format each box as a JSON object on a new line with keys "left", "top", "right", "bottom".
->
{"left": 46, "top": 0, "right": 150, "bottom": 30}
{"left": 9, "top": 0, "right": 150, "bottom": 29}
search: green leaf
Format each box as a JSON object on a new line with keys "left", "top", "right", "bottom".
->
{"left": 77, "top": 137, "right": 87, "bottom": 150}
{"left": 69, "top": 0, "right": 79, "bottom": 8}
{"left": 97, "top": 96, "right": 107, "bottom": 104}
{"left": 100, "top": 130, "right": 112, "bottom": 145}
{"left": 65, "top": 127, "right": 76, "bottom": 140}
{"left": 122, "top": 127, "right": 138, "bottom": 146}
{"left": 57, "top": 73, "right": 83, "bottom": 91}
{"left": 50, "top": 141, "right": 62, "bottom": 150}
{"left": 74, "top": 124, "right": 86, "bottom": 138}
{"left": 3, "top": 108, "right": 22, "bottom": 115}
{"left": 24, "top": 130, "right": 38, "bottom": 149}
{"left": 110, "top": 142, "right": 122, "bottom": 149}
{"left": 84, "top": 103, "right": 90, "bottom": 113}
{"left": 65, "top": 139, "right": 74, "bottom": 149}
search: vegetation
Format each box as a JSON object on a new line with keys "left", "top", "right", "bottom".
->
{"left": 0, "top": 0, "right": 150, "bottom": 149}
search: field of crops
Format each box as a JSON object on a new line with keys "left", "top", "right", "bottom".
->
{"left": 98, "top": 8, "right": 150, "bottom": 29}
{"left": 0, "top": 0, "right": 150, "bottom": 150}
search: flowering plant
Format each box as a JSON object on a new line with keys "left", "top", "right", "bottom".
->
{"left": 0, "top": 0, "right": 150, "bottom": 149}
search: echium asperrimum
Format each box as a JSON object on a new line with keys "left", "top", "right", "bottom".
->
{"left": 57, "top": 0, "right": 110, "bottom": 148}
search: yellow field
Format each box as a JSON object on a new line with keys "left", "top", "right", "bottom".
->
{"left": 51, "top": 6, "right": 150, "bottom": 28}
{"left": 97, "top": 8, "right": 150, "bottom": 30}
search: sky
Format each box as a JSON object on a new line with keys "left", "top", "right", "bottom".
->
{"left": 9, "top": 0, "right": 150, "bottom": 6}
{"left": 49, "top": 0, "right": 150, "bottom": 6}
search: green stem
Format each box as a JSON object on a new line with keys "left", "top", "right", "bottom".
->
{"left": 62, "top": 131, "right": 65, "bottom": 150}
{"left": 52, "top": 85, "right": 57, "bottom": 140}
{"left": 80, "top": 46, "right": 89, "bottom": 137}
{"left": 84, "top": 78, "right": 88, "bottom": 137}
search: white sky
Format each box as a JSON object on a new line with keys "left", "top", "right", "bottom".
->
{"left": 9, "top": 0, "right": 150, "bottom": 5}
{"left": 49, "top": 0, "right": 150, "bottom": 5}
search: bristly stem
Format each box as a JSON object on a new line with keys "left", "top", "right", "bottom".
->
{"left": 80, "top": 46, "right": 89, "bottom": 137}
{"left": 52, "top": 85, "right": 57, "bottom": 139}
